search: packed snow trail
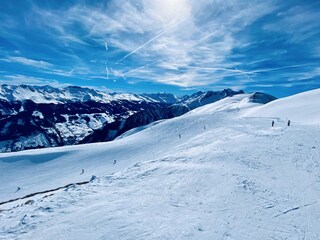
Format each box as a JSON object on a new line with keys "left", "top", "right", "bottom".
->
{"left": 1, "top": 93, "right": 320, "bottom": 239}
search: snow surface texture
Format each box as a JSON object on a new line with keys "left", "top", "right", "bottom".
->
{"left": 0, "top": 90, "right": 320, "bottom": 239}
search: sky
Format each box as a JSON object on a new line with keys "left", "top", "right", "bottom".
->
{"left": 0, "top": 0, "right": 319, "bottom": 97}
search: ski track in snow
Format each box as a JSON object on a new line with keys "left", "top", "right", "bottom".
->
{"left": 0, "top": 106, "right": 320, "bottom": 239}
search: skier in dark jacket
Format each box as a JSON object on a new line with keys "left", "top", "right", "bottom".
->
{"left": 80, "top": 169, "right": 84, "bottom": 175}
{"left": 287, "top": 120, "right": 291, "bottom": 126}
{"left": 272, "top": 120, "right": 275, "bottom": 127}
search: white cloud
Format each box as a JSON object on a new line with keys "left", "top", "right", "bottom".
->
{"left": 264, "top": 5, "right": 320, "bottom": 43}
{"left": 0, "top": 74, "right": 114, "bottom": 92}
{"left": 28, "top": 0, "right": 279, "bottom": 87}
{"left": 1, "top": 56, "right": 53, "bottom": 69}
{"left": 0, "top": 74, "right": 69, "bottom": 87}
{"left": 287, "top": 67, "right": 320, "bottom": 82}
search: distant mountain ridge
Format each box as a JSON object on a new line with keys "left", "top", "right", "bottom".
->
{"left": 0, "top": 84, "right": 179, "bottom": 104}
{"left": 0, "top": 84, "right": 274, "bottom": 152}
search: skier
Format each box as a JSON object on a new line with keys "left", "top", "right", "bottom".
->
{"left": 113, "top": 160, "right": 117, "bottom": 165}
{"left": 272, "top": 120, "right": 275, "bottom": 127}
{"left": 287, "top": 120, "right": 291, "bottom": 126}
{"left": 80, "top": 169, "right": 84, "bottom": 175}
{"left": 15, "top": 187, "right": 21, "bottom": 193}
{"left": 179, "top": 134, "right": 181, "bottom": 139}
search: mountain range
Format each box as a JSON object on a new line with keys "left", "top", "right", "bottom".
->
{"left": 0, "top": 85, "right": 275, "bottom": 152}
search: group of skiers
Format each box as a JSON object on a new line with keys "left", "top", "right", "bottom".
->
{"left": 272, "top": 119, "right": 291, "bottom": 127}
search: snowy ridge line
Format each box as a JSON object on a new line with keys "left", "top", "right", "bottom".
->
{"left": 0, "top": 180, "right": 90, "bottom": 206}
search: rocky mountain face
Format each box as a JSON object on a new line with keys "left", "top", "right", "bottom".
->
{"left": 0, "top": 85, "right": 266, "bottom": 152}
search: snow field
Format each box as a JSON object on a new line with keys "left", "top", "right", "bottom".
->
{"left": 1, "top": 91, "right": 320, "bottom": 239}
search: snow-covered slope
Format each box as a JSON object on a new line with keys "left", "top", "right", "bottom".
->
{"left": 191, "top": 93, "right": 262, "bottom": 114}
{"left": 116, "top": 92, "right": 274, "bottom": 139}
{"left": 177, "top": 88, "right": 244, "bottom": 109}
{"left": 245, "top": 88, "right": 320, "bottom": 124}
{"left": 0, "top": 91, "right": 319, "bottom": 239}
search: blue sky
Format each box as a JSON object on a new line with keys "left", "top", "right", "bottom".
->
{"left": 0, "top": 0, "right": 319, "bottom": 97}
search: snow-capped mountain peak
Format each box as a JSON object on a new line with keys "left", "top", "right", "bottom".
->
{"left": 0, "top": 85, "right": 179, "bottom": 104}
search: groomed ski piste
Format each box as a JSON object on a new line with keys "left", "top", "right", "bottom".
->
{"left": 1, "top": 89, "right": 320, "bottom": 239}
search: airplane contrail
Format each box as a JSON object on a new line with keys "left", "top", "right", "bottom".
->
{"left": 167, "top": 64, "right": 250, "bottom": 73}
{"left": 234, "top": 67, "right": 256, "bottom": 82}
{"left": 115, "top": 21, "right": 183, "bottom": 65}
{"left": 251, "top": 64, "right": 312, "bottom": 73}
